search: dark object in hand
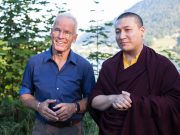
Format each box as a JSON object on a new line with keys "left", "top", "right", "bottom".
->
{"left": 48, "top": 100, "right": 60, "bottom": 111}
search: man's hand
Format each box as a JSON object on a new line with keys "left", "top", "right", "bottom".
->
{"left": 54, "top": 103, "right": 76, "bottom": 121}
{"left": 38, "top": 99, "right": 59, "bottom": 121}
{"left": 112, "top": 91, "right": 132, "bottom": 111}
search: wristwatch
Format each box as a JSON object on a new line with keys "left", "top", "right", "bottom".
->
{"left": 75, "top": 102, "right": 80, "bottom": 113}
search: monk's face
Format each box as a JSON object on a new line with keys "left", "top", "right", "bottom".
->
{"left": 115, "top": 17, "right": 145, "bottom": 53}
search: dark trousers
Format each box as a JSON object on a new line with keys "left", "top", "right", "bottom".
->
{"left": 32, "top": 119, "right": 85, "bottom": 135}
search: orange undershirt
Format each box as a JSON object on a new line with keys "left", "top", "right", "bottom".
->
{"left": 123, "top": 52, "right": 140, "bottom": 69}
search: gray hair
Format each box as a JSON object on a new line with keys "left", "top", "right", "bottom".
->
{"left": 53, "top": 13, "right": 78, "bottom": 33}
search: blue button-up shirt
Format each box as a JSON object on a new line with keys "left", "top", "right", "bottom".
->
{"left": 20, "top": 47, "right": 95, "bottom": 122}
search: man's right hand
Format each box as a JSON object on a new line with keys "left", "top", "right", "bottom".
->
{"left": 38, "top": 99, "right": 59, "bottom": 121}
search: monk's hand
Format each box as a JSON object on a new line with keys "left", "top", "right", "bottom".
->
{"left": 112, "top": 91, "right": 132, "bottom": 111}
{"left": 38, "top": 99, "right": 59, "bottom": 121}
{"left": 54, "top": 103, "right": 76, "bottom": 121}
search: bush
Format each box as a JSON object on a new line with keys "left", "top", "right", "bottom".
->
{"left": 0, "top": 98, "right": 34, "bottom": 135}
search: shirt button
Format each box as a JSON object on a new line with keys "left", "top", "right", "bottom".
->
{"left": 57, "top": 88, "right": 59, "bottom": 90}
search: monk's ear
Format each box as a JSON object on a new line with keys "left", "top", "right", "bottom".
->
{"left": 140, "top": 26, "right": 145, "bottom": 37}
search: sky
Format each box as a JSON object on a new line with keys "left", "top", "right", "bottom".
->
{"left": 50, "top": 0, "right": 143, "bottom": 29}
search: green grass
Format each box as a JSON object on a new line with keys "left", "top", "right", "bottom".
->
{"left": 83, "top": 113, "right": 98, "bottom": 135}
{"left": 0, "top": 99, "right": 34, "bottom": 135}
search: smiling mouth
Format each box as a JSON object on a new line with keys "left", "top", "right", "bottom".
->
{"left": 55, "top": 40, "right": 64, "bottom": 45}
{"left": 56, "top": 40, "right": 62, "bottom": 43}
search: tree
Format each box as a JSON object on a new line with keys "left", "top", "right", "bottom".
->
{"left": 0, "top": 0, "right": 60, "bottom": 99}
{"left": 79, "top": 0, "right": 113, "bottom": 76}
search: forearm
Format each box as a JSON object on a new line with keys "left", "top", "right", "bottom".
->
{"left": 20, "top": 94, "right": 39, "bottom": 111}
{"left": 92, "top": 95, "right": 116, "bottom": 111}
{"left": 77, "top": 97, "right": 88, "bottom": 113}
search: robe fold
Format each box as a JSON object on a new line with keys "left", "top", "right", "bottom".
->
{"left": 88, "top": 46, "right": 180, "bottom": 135}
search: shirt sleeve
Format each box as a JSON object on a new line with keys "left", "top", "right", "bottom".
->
{"left": 19, "top": 59, "right": 35, "bottom": 96}
{"left": 82, "top": 63, "right": 95, "bottom": 98}
{"left": 19, "top": 86, "right": 31, "bottom": 96}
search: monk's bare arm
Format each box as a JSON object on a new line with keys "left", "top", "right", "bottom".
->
{"left": 92, "top": 91, "right": 132, "bottom": 111}
{"left": 91, "top": 95, "right": 116, "bottom": 111}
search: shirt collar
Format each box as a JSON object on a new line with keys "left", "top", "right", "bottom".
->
{"left": 123, "top": 51, "right": 141, "bottom": 69}
{"left": 43, "top": 47, "right": 52, "bottom": 63}
{"left": 43, "top": 46, "right": 77, "bottom": 65}
{"left": 67, "top": 50, "right": 77, "bottom": 65}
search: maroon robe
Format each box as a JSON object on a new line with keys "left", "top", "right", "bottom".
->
{"left": 88, "top": 46, "right": 180, "bottom": 135}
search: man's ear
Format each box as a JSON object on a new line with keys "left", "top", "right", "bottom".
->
{"left": 73, "top": 34, "right": 78, "bottom": 43}
{"left": 50, "top": 28, "right": 53, "bottom": 37}
{"left": 140, "top": 26, "right": 145, "bottom": 37}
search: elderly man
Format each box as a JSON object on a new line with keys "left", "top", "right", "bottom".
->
{"left": 89, "top": 12, "right": 180, "bottom": 135}
{"left": 20, "top": 13, "right": 95, "bottom": 135}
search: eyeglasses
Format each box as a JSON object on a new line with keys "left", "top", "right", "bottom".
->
{"left": 52, "top": 28, "right": 74, "bottom": 38}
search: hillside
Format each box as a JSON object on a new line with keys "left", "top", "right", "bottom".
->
{"left": 74, "top": 0, "right": 180, "bottom": 73}
{"left": 77, "top": 0, "right": 180, "bottom": 46}
{"left": 127, "top": 0, "right": 180, "bottom": 38}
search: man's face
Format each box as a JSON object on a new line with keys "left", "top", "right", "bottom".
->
{"left": 51, "top": 17, "right": 77, "bottom": 53}
{"left": 115, "top": 17, "right": 144, "bottom": 53}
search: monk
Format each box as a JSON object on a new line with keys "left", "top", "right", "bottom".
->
{"left": 88, "top": 12, "right": 180, "bottom": 135}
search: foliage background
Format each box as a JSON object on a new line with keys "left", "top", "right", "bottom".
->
{"left": 0, "top": 0, "right": 179, "bottom": 135}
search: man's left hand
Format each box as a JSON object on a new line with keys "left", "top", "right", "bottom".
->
{"left": 53, "top": 103, "right": 76, "bottom": 121}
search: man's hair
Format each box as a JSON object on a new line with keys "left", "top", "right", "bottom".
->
{"left": 115, "top": 12, "right": 143, "bottom": 27}
{"left": 53, "top": 13, "right": 78, "bottom": 33}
